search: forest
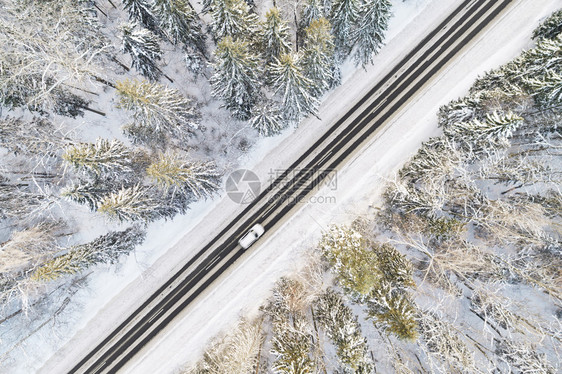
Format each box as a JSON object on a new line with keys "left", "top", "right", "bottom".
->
{"left": 186, "top": 9, "right": 562, "bottom": 374}
{"left": 0, "top": 0, "right": 392, "bottom": 366}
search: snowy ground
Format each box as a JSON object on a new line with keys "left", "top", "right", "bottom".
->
{"left": 22, "top": 0, "right": 560, "bottom": 373}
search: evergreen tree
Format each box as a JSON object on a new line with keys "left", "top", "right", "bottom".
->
{"left": 532, "top": 9, "right": 562, "bottom": 40}
{"left": 62, "top": 138, "right": 133, "bottom": 177}
{"left": 315, "top": 289, "right": 374, "bottom": 371}
{"left": 319, "top": 225, "right": 380, "bottom": 298}
{"left": 120, "top": 22, "right": 162, "bottom": 81}
{"left": 259, "top": 8, "right": 292, "bottom": 64}
{"left": 31, "top": 226, "right": 145, "bottom": 282}
{"left": 524, "top": 69, "right": 562, "bottom": 107}
{"left": 249, "top": 100, "right": 285, "bottom": 136}
{"left": 353, "top": 0, "right": 391, "bottom": 67}
{"left": 270, "top": 319, "right": 315, "bottom": 374}
{"left": 146, "top": 152, "right": 221, "bottom": 199}
{"left": 438, "top": 96, "right": 483, "bottom": 129}
{"left": 122, "top": 0, "right": 158, "bottom": 30}
{"left": 61, "top": 180, "right": 113, "bottom": 211}
{"left": 268, "top": 53, "right": 319, "bottom": 124}
{"left": 209, "top": 0, "right": 258, "bottom": 41}
{"left": 210, "top": 36, "right": 262, "bottom": 119}
{"left": 329, "top": 0, "right": 359, "bottom": 56}
{"left": 98, "top": 184, "right": 176, "bottom": 222}
{"left": 116, "top": 79, "right": 200, "bottom": 142}
{"left": 299, "top": 0, "right": 325, "bottom": 32}
{"left": 367, "top": 283, "right": 418, "bottom": 341}
{"left": 301, "top": 18, "right": 335, "bottom": 97}
{"left": 153, "top": 0, "right": 206, "bottom": 53}
{"left": 443, "top": 111, "right": 523, "bottom": 151}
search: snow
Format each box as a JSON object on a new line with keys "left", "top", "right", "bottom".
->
{"left": 2, "top": 0, "right": 555, "bottom": 373}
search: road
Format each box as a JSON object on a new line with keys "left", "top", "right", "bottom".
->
{"left": 71, "top": 0, "right": 514, "bottom": 372}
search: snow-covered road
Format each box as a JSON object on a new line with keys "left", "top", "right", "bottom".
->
{"left": 34, "top": 0, "right": 561, "bottom": 373}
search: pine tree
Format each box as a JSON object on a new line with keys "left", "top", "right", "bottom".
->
{"left": 329, "top": 0, "right": 359, "bottom": 56}
{"left": 98, "top": 184, "right": 177, "bottom": 222}
{"left": 122, "top": 0, "right": 158, "bottom": 31}
{"left": 299, "top": 0, "right": 325, "bottom": 31}
{"left": 146, "top": 152, "right": 221, "bottom": 199}
{"left": 259, "top": 8, "right": 292, "bottom": 64}
{"left": 524, "top": 69, "right": 562, "bottom": 107}
{"left": 153, "top": 0, "right": 206, "bottom": 53}
{"left": 116, "top": 79, "right": 200, "bottom": 142}
{"left": 353, "top": 0, "right": 391, "bottom": 67}
{"left": 249, "top": 100, "right": 285, "bottom": 136}
{"left": 367, "top": 284, "right": 418, "bottom": 341}
{"left": 268, "top": 53, "right": 319, "bottom": 124}
{"left": 315, "top": 289, "right": 374, "bottom": 371}
{"left": 301, "top": 18, "right": 335, "bottom": 98}
{"left": 319, "top": 225, "right": 381, "bottom": 298}
{"left": 270, "top": 319, "right": 315, "bottom": 374}
{"left": 210, "top": 36, "right": 262, "bottom": 119}
{"left": 62, "top": 138, "right": 133, "bottom": 177}
{"left": 120, "top": 22, "right": 162, "bottom": 81}
{"left": 209, "top": 0, "right": 258, "bottom": 41}
{"left": 443, "top": 111, "right": 523, "bottom": 150}
{"left": 438, "top": 96, "right": 483, "bottom": 129}
{"left": 532, "top": 9, "right": 562, "bottom": 40}
{"left": 61, "top": 180, "right": 113, "bottom": 211}
{"left": 375, "top": 243, "right": 415, "bottom": 289}
{"left": 31, "top": 226, "right": 145, "bottom": 282}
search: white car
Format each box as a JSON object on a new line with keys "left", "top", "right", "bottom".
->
{"left": 238, "top": 224, "right": 265, "bottom": 249}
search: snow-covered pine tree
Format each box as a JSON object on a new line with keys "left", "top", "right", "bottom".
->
{"left": 98, "top": 184, "right": 176, "bottom": 222}
{"left": 122, "top": 0, "right": 158, "bottom": 31}
{"left": 116, "top": 79, "right": 200, "bottom": 142}
{"left": 532, "top": 9, "right": 562, "bottom": 40}
{"left": 301, "top": 17, "right": 335, "bottom": 98}
{"left": 270, "top": 318, "right": 316, "bottom": 374}
{"left": 146, "top": 152, "right": 221, "bottom": 199}
{"left": 314, "top": 289, "right": 374, "bottom": 372}
{"left": 61, "top": 180, "right": 113, "bottom": 211}
{"left": 210, "top": 36, "right": 262, "bottom": 120}
{"left": 524, "top": 69, "right": 562, "bottom": 107}
{"left": 249, "top": 99, "right": 285, "bottom": 136}
{"left": 318, "top": 225, "right": 381, "bottom": 299}
{"left": 31, "top": 226, "right": 146, "bottom": 282}
{"left": 153, "top": 0, "right": 206, "bottom": 54}
{"left": 120, "top": 22, "right": 162, "bottom": 81}
{"left": 443, "top": 111, "right": 523, "bottom": 151}
{"left": 299, "top": 0, "right": 325, "bottom": 32}
{"left": 268, "top": 53, "right": 319, "bottom": 124}
{"left": 329, "top": 0, "right": 359, "bottom": 57}
{"left": 375, "top": 243, "right": 415, "bottom": 289}
{"left": 437, "top": 96, "right": 483, "bottom": 129}
{"left": 259, "top": 8, "right": 291, "bottom": 64}
{"left": 367, "top": 283, "right": 418, "bottom": 341}
{"left": 209, "top": 0, "right": 258, "bottom": 41}
{"left": 62, "top": 138, "right": 133, "bottom": 177}
{"left": 353, "top": 0, "right": 391, "bottom": 67}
